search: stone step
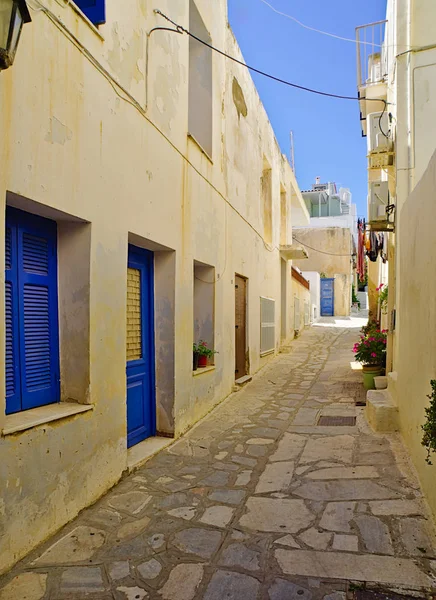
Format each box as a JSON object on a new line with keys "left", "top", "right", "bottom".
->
{"left": 235, "top": 375, "right": 252, "bottom": 386}
{"left": 365, "top": 389, "right": 399, "bottom": 432}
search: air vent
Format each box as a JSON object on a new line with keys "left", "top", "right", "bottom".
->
{"left": 318, "top": 416, "right": 356, "bottom": 426}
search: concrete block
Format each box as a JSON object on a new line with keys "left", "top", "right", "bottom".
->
{"left": 365, "top": 390, "right": 399, "bottom": 432}
{"left": 374, "top": 376, "right": 388, "bottom": 390}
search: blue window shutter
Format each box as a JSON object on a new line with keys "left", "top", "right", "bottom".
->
{"left": 14, "top": 209, "right": 60, "bottom": 411}
{"left": 5, "top": 217, "right": 21, "bottom": 415}
{"left": 75, "top": 0, "right": 106, "bottom": 25}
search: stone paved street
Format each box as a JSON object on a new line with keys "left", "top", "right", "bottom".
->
{"left": 2, "top": 319, "right": 436, "bottom": 599}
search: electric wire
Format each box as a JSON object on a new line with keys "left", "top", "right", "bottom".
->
{"left": 155, "top": 10, "right": 389, "bottom": 106}
{"left": 27, "top": 1, "right": 379, "bottom": 263}
{"left": 258, "top": 0, "right": 380, "bottom": 46}
{"left": 25, "top": 0, "right": 273, "bottom": 274}
{"left": 292, "top": 236, "right": 354, "bottom": 257}
{"left": 378, "top": 99, "right": 390, "bottom": 139}
{"left": 259, "top": 0, "right": 413, "bottom": 53}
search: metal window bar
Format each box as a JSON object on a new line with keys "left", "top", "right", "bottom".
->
{"left": 355, "top": 20, "right": 388, "bottom": 90}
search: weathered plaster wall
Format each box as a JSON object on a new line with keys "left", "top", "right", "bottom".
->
{"left": 302, "top": 271, "right": 321, "bottom": 322}
{"left": 333, "top": 274, "right": 349, "bottom": 317}
{"left": 394, "top": 150, "right": 436, "bottom": 519}
{"left": 292, "top": 279, "right": 311, "bottom": 332}
{"left": 0, "top": 0, "right": 309, "bottom": 572}
{"left": 293, "top": 227, "right": 353, "bottom": 316}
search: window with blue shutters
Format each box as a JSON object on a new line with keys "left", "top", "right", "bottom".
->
{"left": 74, "top": 0, "right": 106, "bottom": 26}
{"left": 5, "top": 208, "right": 60, "bottom": 415}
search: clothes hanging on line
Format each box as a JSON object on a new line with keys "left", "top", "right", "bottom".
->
{"left": 367, "top": 231, "right": 386, "bottom": 263}
{"left": 357, "top": 218, "right": 366, "bottom": 280}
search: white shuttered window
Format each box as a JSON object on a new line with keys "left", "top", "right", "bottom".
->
{"left": 260, "top": 297, "right": 275, "bottom": 355}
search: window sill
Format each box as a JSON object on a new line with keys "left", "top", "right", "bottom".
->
{"left": 69, "top": 2, "right": 105, "bottom": 41}
{"left": 193, "top": 365, "right": 216, "bottom": 377}
{"left": 260, "top": 349, "right": 275, "bottom": 358}
{"left": 2, "top": 402, "right": 94, "bottom": 436}
{"left": 188, "top": 134, "right": 213, "bottom": 164}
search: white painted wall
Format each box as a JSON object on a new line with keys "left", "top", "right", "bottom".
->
{"left": 302, "top": 271, "right": 320, "bottom": 322}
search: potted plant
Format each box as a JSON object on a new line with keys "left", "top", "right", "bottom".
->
{"left": 422, "top": 380, "right": 436, "bottom": 465}
{"left": 195, "top": 340, "right": 217, "bottom": 368}
{"left": 193, "top": 343, "right": 199, "bottom": 371}
{"left": 352, "top": 328, "right": 387, "bottom": 390}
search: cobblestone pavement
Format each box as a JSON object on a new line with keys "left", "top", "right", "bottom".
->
{"left": 2, "top": 320, "right": 436, "bottom": 599}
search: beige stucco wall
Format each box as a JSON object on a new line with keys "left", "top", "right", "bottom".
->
{"left": 392, "top": 149, "right": 436, "bottom": 518}
{"left": 358, "top": 0, "right": 436, "bottom": 519}
{"left": 0, "top": 0, "right": 309, "bottom": 572}
{"left": 293, "top": 227, "right": 353, "bottom": 316}
{"left": 383, "top": 0, "right": 436, "bottom": 375}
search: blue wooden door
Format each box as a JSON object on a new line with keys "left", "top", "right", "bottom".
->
{"left": 126, "top": 246, "right": 155, "bottom": 448}
{"left": 320, "top": 278, "right": 334, "bottom": 316}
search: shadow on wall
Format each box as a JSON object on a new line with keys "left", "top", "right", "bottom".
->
{"left": 394, "top": 147, "right": 436, "bottom": 516}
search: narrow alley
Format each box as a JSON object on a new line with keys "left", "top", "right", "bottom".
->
{"left": 1, "top": 320, "right": 435, "bottom": 599}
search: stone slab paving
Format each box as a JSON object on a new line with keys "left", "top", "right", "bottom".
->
{"left": 2, "top": 320, "right": 436, "bottom": 599}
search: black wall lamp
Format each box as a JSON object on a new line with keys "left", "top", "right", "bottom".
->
{"left": 0, "top": 0, "right": 31, "bottom": 71}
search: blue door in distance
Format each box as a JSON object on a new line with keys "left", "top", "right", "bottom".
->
{"left": 320, "top": 278, "right": 334, "bottom": 316}
{"left": 126, "top": 245, "right": 155, "bottom": 448}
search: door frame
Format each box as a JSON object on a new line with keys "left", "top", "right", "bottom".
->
{"left": 235, "top": 273, "right": 248, "bottom": 379}
{"left": 126, "top": 244, "right": 156, "bottom": 447}
{"left": 320, "top": 277, "right": 335, "bottom": 317}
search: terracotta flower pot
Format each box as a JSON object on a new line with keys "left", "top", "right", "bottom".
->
{"left": 362, "top": 364, "right": 383, "bottom": 390}
{"left": 198, "top": 355, "right": 208, "bottom": 368}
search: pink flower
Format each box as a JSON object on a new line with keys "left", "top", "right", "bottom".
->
{"left": 371, "top": 352, "right": 377, "bottom": 358}
{"left": 376, "top": 283, "right": 384, "bottom": 291}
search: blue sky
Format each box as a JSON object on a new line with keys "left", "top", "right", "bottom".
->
{"left": 227, "top": 0, "right": 387, "bottom": 218}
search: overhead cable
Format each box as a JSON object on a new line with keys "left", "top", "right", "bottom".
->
{"left": 258, "top": 0, "right": 379, "bottom": 46}
{"left": 293, "top": 236, "right": 354, "bottom": 257}
{"left": 155, "top": 10, "right": 389, "bottom": 108}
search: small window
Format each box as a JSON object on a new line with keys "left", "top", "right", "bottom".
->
{"left": 188, "top": 0, "right": 212, "bottom": 157}
{"left": 193, "top": 261, "right": 215, "bottom": 364}
{"left": 74, "top": 0, "right": 106, "bottom": 26}
{"left": 5, "top": 208, "right": 60, "bottom": 415}
{"left": 260, "top": 297, "right": 275, "bottom": 355}
{"left": 261, "top": 162, "right": 273, "bottom": 244}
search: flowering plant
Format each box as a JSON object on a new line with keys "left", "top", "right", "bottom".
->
{"left": 377, "top": 284, "right": 388, "bottom": 314}
{"left": 360, "top": 320, "right": 380, "bottom": 337}
{"left": 353, "top": 328, "right": 387, "bottom": 366}
{"left": 193, "top": 340, "right": 217, "bottom": 358}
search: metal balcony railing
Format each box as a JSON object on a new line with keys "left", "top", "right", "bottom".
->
{"left": 356, "top": 20, "right": 388, "bottom": 89}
